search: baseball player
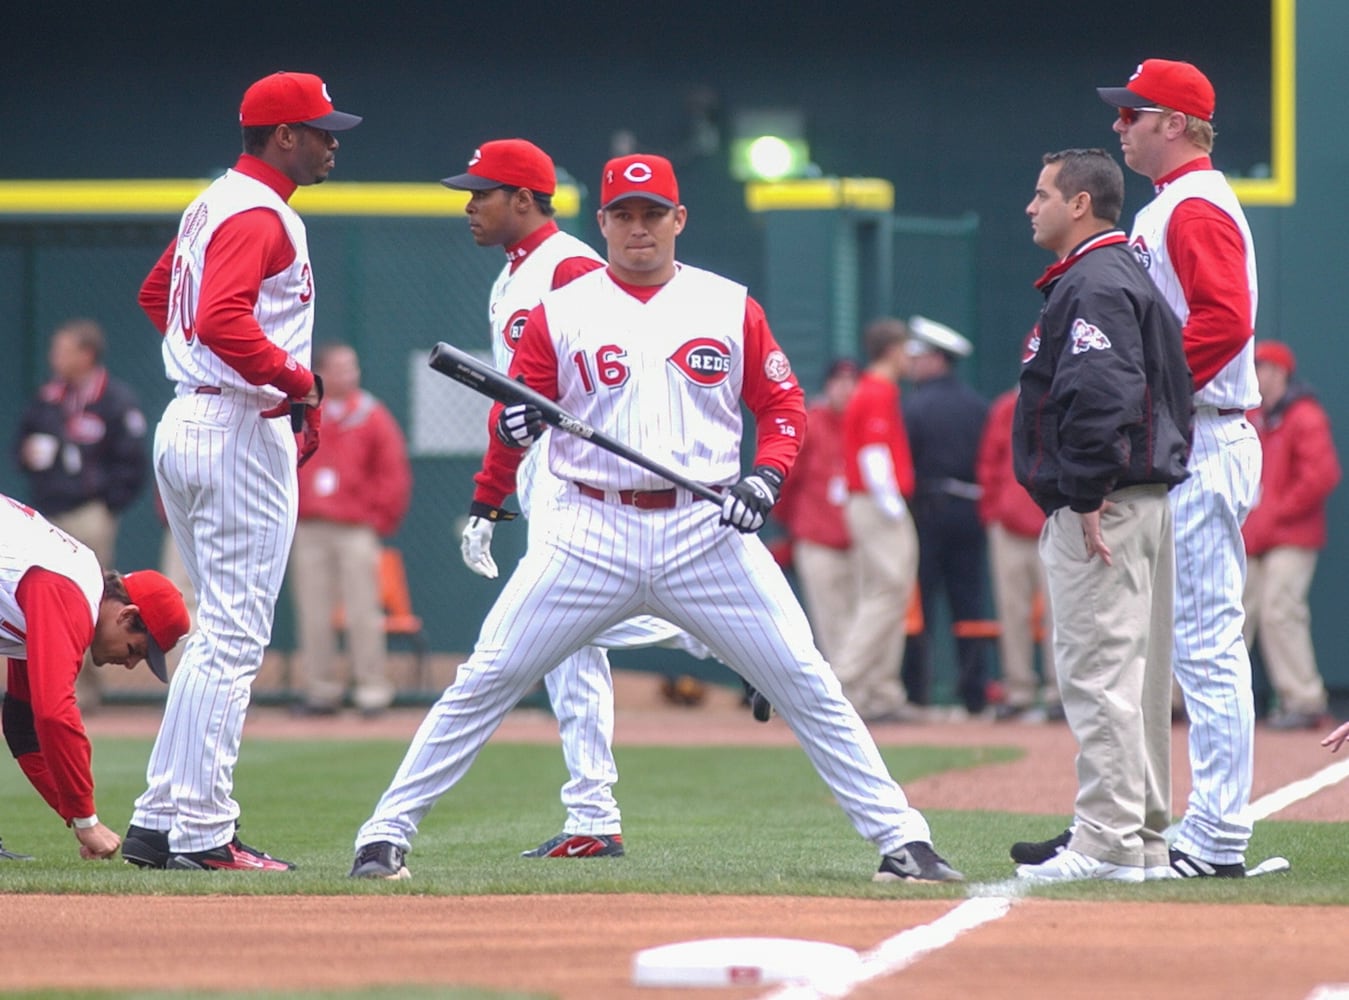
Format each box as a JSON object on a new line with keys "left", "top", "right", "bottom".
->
{"left": 122, "top": 71, "right": 360, "bottom": 872}
{"left": 446, "top": 138, "right": 717, "bottom": 859}
{"left": 350, "top": 154, "right": 962, "bottom": 884}
{"left": 1, "top": 492, "right": 190, "bottom": 860}
{"left": 1015, "top": 60, "right": 1263, "bottom": 878}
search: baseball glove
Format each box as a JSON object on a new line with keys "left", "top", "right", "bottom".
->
{"left": 660, "top": 674, "right": 708, "bottom": 707}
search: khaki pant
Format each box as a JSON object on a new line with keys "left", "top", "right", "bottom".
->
{"left": 1041, "top": 485, "right": 1173, "bottom": 868}
{"left": 831, "top": 496, "right": 917, "bottom": 719}
{"left": 1243, "top": 546, "right": 1327, "bottom": 714}
{"left": 50, "top": 500, "right": 117, "bottom": 709}
{"left": 289, "top": 520, "right": 393, "bottom": 712}
{"left": 987, "top": 522, "right": 1057, "bottom": 707}
{"left": 793, "top": 539, "right": 858, "bottom": 664}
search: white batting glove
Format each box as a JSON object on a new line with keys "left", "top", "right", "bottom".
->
{"left": 461, "top": 516, "right": 499, "bottom": 578}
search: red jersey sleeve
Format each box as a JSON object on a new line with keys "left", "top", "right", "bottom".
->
{"left": 551, "top": 256, "right": 605, "bottom": 290}
{"left": 472, "top": 305, "right": 562, "bottom": 507}
{"left": 740, "top": 296, "right": 805, "bottom": 477}
{"left": 11, "top": 567, "right": 98, "bottom": 821}
{"left": 975, "top": 392, "right": 1013, "bottom": 525}
{"left": 1167, "top": 198, "right": 1254, "bottom": 390}
{"left": 195, "top": 208, "right": 315, "bottom": 399}
{"left": 138, "top": 239, "right": 175, "bottom": 333}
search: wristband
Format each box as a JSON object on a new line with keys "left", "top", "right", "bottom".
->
{"left": 72, "top": 814, "right": 99, "bottom": 830}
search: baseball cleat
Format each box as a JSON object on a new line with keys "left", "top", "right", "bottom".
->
{"left": 749, "top": 689, "right": 773, "bottom": 723}
{"left": 1167, "top": 847, "right": 1245, "bottom": 878}
{"left": 122, "top": 824, "right": 171, "bottom": 869}
{"left": 874, "top": 842, "right": 964, "bottom": 883}
{"left": 0, "top": 837, "right": 33, "bottom": 861}
{"left": 1009, "top": 826, "right": 1072, "bottom": 865}
{"left": 165, "top": 835, "right": 296, "bottom": 871}
{"left": 350, "top": 841, "right": 411, "bottom": 880}
{"left": 521, "top": 832, "right": 625, "bottom": 858}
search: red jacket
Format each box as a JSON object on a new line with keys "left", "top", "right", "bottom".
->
{"left": 1243, "top": 386, "right": 1340, "bottom": 554}
{"left": 297, "top": 390, "right": 412, "bottom": 537}
{"left": 842, "top": 372, "right": 914, "bottom": 499}
{"left": 774, "top": 400, "right": 850, "bottom": 550}
{"left": 975, "top": 389, "right": 1045, "bottom": 538}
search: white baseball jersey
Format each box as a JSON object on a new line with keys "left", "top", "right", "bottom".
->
{"left": 543, "top": 265, "right": 748, "bottom": 491}
{"left": 161, "top": 169, "right": 314, "bottom": 400}
{"left": 1131, "top": 168, "right": 1259, "bottom": 411}
{"left": 0, "top": 495, "right": 102, "bottom": 658}
{"left": 1134, "top": 166, "right": 1262, "bottom": 866}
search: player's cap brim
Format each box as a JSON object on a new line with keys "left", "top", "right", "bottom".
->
{"left": 145, "top": 638, "right": 169, "bottom": 683}
{"left": 1096, "top": 86, "right": 1153, "bottom": 109}
{"left": 303, "top": 110, "right": 362, "bottom": 131}
{"left": 441, "top": 172, "right": 503, "bottom": 191}
{"left": 600, "top": 193, "right": 678, "bottom": 211}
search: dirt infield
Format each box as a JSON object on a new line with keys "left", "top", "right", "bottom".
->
{"left": 5, "top": 672, "right": 1347, "bottom": 999}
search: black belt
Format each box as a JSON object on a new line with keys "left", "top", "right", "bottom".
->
{"left": 1217, "top": 407, "right": 1243, "bottom": 416}
{"left": 193, "top": 386, "right": 222, "bottom": 395}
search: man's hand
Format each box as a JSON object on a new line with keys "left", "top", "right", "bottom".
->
{"left": 462, "top": 502, "right": 518, "bottom": 578}
{"left": 261, "top": 373, "right": 324, "bottom": 466}
{"left": 297, "top": 405, "right": 321, "bottom": 467}
{"left": 74, "top": 822, "right": 121, "bottom": 860}
{"left": 1322, "top": 720, "right": 1349, "bottom": 753}
{"left": 495, "top": 402, "right": 545, "bottom": 449}
{"left": 720, "top": 466, "right": 784, "bottom": 534}
{"left": 1078, "top": 504, "right": 1112, "bottom": 565}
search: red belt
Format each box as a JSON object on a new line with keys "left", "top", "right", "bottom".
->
{"left": 575, "top": 482, "right": 678, "bottom": 510}
{"left": 193, "top": 386, "right": 222, "bottom": 395}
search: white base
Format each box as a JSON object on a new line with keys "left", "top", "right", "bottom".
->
{"left": 632, "top": 936, "right": 861, "bottom": 988}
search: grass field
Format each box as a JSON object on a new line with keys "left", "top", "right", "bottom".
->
{"left": 2, "top": 734, "right": 1346, "bottom": 906}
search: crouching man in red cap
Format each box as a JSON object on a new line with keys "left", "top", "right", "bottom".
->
{"left": 0, "top": 492, "right": 189, "bottom": 859}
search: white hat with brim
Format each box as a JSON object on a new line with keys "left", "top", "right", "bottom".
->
{"left": 906, "top": 315, "right": 973, "bottom": 358}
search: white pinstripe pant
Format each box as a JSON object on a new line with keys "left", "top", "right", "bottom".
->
{"left": 1171, "top": 410, "right": 1262, "bottom": 864}
{"left": 132, "top": 390, "right": 298, "bottom": 853}
{"left": 357, "top": 490, "right": 933, "bottom": 856}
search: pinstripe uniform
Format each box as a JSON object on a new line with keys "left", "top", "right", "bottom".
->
{"left": 130, "top": 168, "right": 311, "bottom": 852}
{"left": 489, "top": 228, "right": 709, "bottom": 836}
{"left": 357, "top": 264, "right": 936, "bottom": 858}
{"left": 1132, "top": 167, "right": 1261, "bottom": 865}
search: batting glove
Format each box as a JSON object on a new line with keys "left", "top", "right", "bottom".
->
{"left": 495, "top": 402, "right": 545, "bottom": 449}
{"left": 719, "top": 466, "right": 784, "bottom": 534}
{"left": 461, "top": 502, "right": 518, "bottom": 579}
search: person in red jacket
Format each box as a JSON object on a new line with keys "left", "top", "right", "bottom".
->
{"left": 1, "top": 492, "right": 189, "bottom": 860}
{"left": 832, "top": 318, "right": 923, "bottom": 723}
{"left": 772, "top": 358, "right": 859, "bottom": 662}
{"left": 290, "top": 343, "right": 413, "bottom": 717}
{"left": 975, "top": 386, "right": 1060, "bottom": 722}
{"left": 1242, "top": 340, "right": 1340, "bottom": 730}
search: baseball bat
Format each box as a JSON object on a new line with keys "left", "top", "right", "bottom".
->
{"left": 427, "top": 341, "right": 724, "bottom": 505}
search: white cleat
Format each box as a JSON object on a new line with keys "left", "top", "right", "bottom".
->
{"left": 1016, "top": 849, "right": 1144, "bottom": 884}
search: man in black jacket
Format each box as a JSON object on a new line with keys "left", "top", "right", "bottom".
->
{"left": 1011, "top": 148, "right": 1192, "bottom": 884}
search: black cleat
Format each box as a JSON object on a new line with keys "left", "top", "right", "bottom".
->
{"left": 1168, "top": 847, "right": 1245, "bottom": 878}
{"left": 1010, "top": 826, "right": 1072, "bottom": 865}
{"left": 122, "top": 824, "right": 171, "bottom": 869}
{"left": 874, "top": 842, "right": 964, "bottom": 883}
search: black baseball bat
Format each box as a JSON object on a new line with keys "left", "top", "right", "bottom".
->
{"left": 427, "top": 341, "right": 724, "bottom": 505}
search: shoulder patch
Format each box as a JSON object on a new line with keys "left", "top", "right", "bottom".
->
{"left": 1130, "top": 236, "right": 1152, "bottom": 270}
{"left": 764, "top": 349, "right": 791, "bottom": 382}
{"left": 1070, "top": 318, "right": 1112, "bottom": 355}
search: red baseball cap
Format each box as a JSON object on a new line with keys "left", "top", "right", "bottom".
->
{"left": 1254, "top": 340, "right": 1296, "bottom": 373}
{"left": 1097, "top": 59, "right": 1216, "bottom": 122}
{"left": 440, "top": 139, "right": 557, "bottom": 195}
{"left": 600, "top": 154, "right": 680, "bottom": 210}
{"left": 122, "top": 570, "right": 191, "bottom": 683}
{"left": 239, "top": 71, "right": 362, "bottom": 131}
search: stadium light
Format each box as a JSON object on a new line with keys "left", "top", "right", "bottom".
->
{"left": 730, "top": 109, "right": 812, "bottom": 182}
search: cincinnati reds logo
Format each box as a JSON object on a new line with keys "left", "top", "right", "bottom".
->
{"left": 181, "top": 203, "right": 209, "bottom": 246}
{"left": 468, "top": 147, "right": 483, "bottom": 166}
{"left": 668, "top": 338, "right": 732, "bottom": 386}
{"left": 1130, "top": 236, "right": 1152, "bottom": 270}
{"left": 624, "top": 162, "right": 655, "bottom": 183}
{"left": 1070, "top": 317, "right": 1112, "bottom": 355}
{"left": 503, "top": 309, "right": 530, "bottom": 352}
{"left": 763, "top": 349, "right": 792, "bottom": 382}
{"left": 321, "top": 83, "right": 333, "bottom": 102}
{"left": 1022, "top": 325, "right": 1041, "bottom": 364}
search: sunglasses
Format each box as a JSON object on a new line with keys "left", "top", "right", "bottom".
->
{"left": 1117, "top": 106, "right": 1170, "bottom": 126}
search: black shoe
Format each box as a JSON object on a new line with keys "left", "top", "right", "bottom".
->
{"left": 520, "top": 832, "right": 625, "bottom": 858}
{"left": 350, "top": 841, "right": 411, "bottom": 879}
{"left": 874, "top": 842, "right": 964, "bottom": 883}
{"left": 1168, "top": 847, "right": 1245, "bottom": 878}
{"left": 165, "top": 835, "right": 296, "bottom": 871}
{"left": 749, "top": 689, "right": 773, "bottom": 723}
{"left": 122, "top": 824, "right": 171, "bottom": 869}
{"left": 1009, "top": 826, "right": 1072, "bottom": 865}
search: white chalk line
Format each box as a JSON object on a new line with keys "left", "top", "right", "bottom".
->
{"left": 756, "top": 755, "right": 1349, "bottom": 999}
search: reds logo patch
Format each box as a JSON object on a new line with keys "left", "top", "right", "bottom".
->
{"left": 1022, "top": 325, "right": 1041, "bottom": 364}
{"left": 503, "top": 308, "right": 530, "bottom": 353}
{"left": 763, "top": 349, "right": 791, "bottom": 382}
{"left": 668, "top": 338, "right": 732, "bottom": 386}
{"left": 1130, "top": 236, "right": 1152, "bottom": 270}
{"left": 1070, "top": 318, "right": 1112, "bottom": 355}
